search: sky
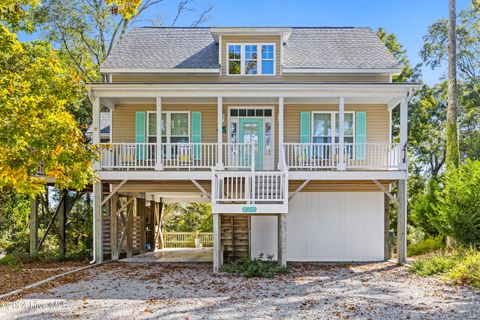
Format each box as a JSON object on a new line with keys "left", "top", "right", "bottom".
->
{"left": 149, "top": 0, "right": 473, "bottom": 85}
{"left": 22, "top": 0, "right": 473, "bottom": 86}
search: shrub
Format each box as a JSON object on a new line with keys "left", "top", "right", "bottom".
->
{"left": 411, "top": 252, "right": 458, "bottom": 276}
{"left": 411, "top": 179, "right": 442, "bottom": 236}
{"left": 445, "top": 250, "right": 480, "bottom": 288}
{"left": 411, "top": 249, "right": 480, "bottom": 288}
{"left": 437, "top": 160, "right": 480, "bottom": 246}
{"left": 408, "top": 236, "right": 445, "bottom": 256}
{"left": 0, "top": 254, "right": 21, "bottom": 269}
{"left": 222, "top": 254, "right": 290, "bottom": 278}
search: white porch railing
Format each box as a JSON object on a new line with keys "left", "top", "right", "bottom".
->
{"left": 99, "top": 143, "right": 218, "bottom": 170}
{"left": 283, "top": 142, "right": 402, "bottom": 170}
{"left": 344, "top": 143, "right": 402, "bottom": 169}
{"left": 99, "top": 143, "right": 157, "bottom": 169}
{"left": 222, "top": 143, "right": 255, "bottom": 169}
{"left": 160, "top": 143, "right": 218, "bottom": 169}
{"left": 212, "top": 170, "right": 288, "bottom": 205}
{"left": 163, "top": 232, "right": 213, "bottom": 248}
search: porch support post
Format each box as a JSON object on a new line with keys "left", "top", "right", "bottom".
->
{"left": 338, "top": 97, "right": 346, "bottom": 170}
{"left": 137, "top": 195, "right": 146, "bottom": 255}
{"left": 155, "top": 97, "right": 163, "bottom": 170}
{"left": 126, "top": 197, "right": 134, "bottom": 258}
{"left": 278, "top": 97, "right": 284, "bottom": 170}
{"left": 217, "top": 97, "right": 223, "bottom": 169}
{"left": 111, "top": 192, "right": 119, "bottom": 260}
{"left": 277, "top": 213, "right": 287, "bottom": 267}
{"left": 397, "top": 179, "right": 407, "bottom": 264}
{"left": 213, "top": 213, "right": 221, "bottom": 272}
{"left": 93, "top": 180, "right": 103, "bottom": 263}
{"left": 399, "top": 96, "right": 408, "bottom": 170}
{"left": 29, "top": 196, "right": 38, "bottom": 257}
{"left": 92, "top": 96, "right": 101, "bottom": 170}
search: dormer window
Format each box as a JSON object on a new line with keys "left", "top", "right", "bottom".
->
{"left": 227, "top": 43, "right": 275, "bottom": 76}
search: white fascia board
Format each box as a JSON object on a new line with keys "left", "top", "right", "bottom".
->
{"left": 100, "top": 68, "right": 220, "bottom": 74}
{"left": 89, "top": 83, "right": 421, "bottom": 99}
{"left": 283, "top": 68, "right": 403, "bottom": 75}
{"left": 98, "top": 171, "right": 212, "bottom": 181}
{"left": 210, "top": 27, "right": 292, "bottom": 42}
{"left": 212, "top": 204, "right": 288, "bottom": 214}
{"left": 288, "top": 170, "right": 407, "bottom": 180}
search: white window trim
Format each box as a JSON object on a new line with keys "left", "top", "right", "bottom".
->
{"left": 226, "top": 43, "right": 276, "bottom": 76}
{"left": 311, "top": 111, "right": 355, "bottom": 143}
{"left": 147, "top": 111, "right": 191, "bottom": 143}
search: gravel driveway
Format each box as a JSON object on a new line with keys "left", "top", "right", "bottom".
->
{"left": 1, "top": 261, "right": 479, "bottom": 319}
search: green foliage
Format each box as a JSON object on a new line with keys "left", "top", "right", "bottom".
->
{"left": 408, "top": 236, "right": 445, "bottom": 257}
{"left": 411, "top": 251, "right": 460, "bottom": 276}
{"left": 411, "top": 249, "right": 480, "bottom": 288}
{"left": 411, "top": 179, "right": 443, "bottom": 236}
{"left": 0, "top": 3, "right": 97, "bottom": 195}
{"left": 163, "top": 203, "right": 213, "bottom": 232}
{"left": 437, "top": 160, "right": 480, "bottom": 246}
{"left": 222, "top": 254, "right": 290, "bottom": 278}
{"left": 447, "top": 250, "right": 480, "bottom": 288}
{"left": 0, "top": 254, "right": 21, "bottom": 269}
{"left": 0, "top": 189, "right": 30, "bottom": 253}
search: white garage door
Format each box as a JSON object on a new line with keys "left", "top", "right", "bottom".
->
{"left": 286, "top": 192, "right": 384, "bottom": 262}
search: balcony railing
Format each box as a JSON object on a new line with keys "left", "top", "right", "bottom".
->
{"left": 99, "top": 142, "right": 255, "bottom": 171}
{"left": 98, "top": 142, "right": 404, "bottom": 171}
{"left": 212, "top": 170, "right": 288, "bottom": 205}
{"left": 283, "top": 142, "right": 402, "bottom": 170}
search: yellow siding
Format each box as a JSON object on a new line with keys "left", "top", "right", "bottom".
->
{"left": 284, "top": 104, "right": 389, "bottom": 143}
{"left": 112, "top": 104, "right": 217, "bottom": 143}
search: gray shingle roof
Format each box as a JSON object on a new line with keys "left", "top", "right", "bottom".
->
{"left": 284, "top": 28, "right": 400, "bottom": 69}
{"left": 101, "top": 27, "right": 400, "bottom": 71}
{"left": 102, "top": 28, "right": 219, "bottom": 69}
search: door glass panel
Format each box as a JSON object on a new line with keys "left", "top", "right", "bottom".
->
{"left": 265, "top": 122, "right": 272, "bottom": 155}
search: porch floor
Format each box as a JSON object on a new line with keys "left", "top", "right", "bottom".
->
{"left": 121, "top": 248, "right": 213, "bottom": 263}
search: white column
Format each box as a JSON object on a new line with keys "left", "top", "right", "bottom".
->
{"left": 278, "top": 97, "right": 284, "bottom": 170}
{"left": 213, "top": 213, "right": 221, "bottom": 271}
{"left": 92, "top": 180, "right": 103, "bottom": 263}
{"left": 400, "top": 96, "right": 408, "bottom": 169}
{"left": 397, "top": 179, "right": 407, "bottom": 264}
{"left": 277, "top": 213, "right": 287, "bottom": 267}
{"left": 92, "top": 97, "right": 101, "bottom": 170}
{"left": 217, "top": 97, "right": 223, "bottom": 169}
{"left": 155, "top": 97, "right": 163, "bottom": 170}
{"left": 338, "top": 97, "right": 346, "bottom": 170}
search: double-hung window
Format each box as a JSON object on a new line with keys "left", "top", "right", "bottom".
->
{"left": 227, "top": 44, "right": 275, "bottom": 75}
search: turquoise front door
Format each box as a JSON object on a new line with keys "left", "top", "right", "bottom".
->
{"left": 239, "top": 118, "right": 263, "bottom": 170}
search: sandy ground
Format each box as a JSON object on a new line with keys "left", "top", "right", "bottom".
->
{"left": 1, "top": 261, "right": 479, "bottom": 319}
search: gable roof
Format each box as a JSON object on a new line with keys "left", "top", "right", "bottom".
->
{"left": 101, "top": 27, "right": 401, "bottom": 72}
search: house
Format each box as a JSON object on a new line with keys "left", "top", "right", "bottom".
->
{"left": 88, "top": 27, "right": 420, "bottom": 270}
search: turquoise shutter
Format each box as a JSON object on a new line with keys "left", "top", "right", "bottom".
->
{"left": 135, "top": 111, "right": 146, "bottom": 160}
{"left": 191, "top": 112, "right": 202, "bottom": 160}
{"left": 300, "top": 112, "right": 311, "bottom": 158}
{"left": 355, "top": 112, "right": 367, "bottom": 160}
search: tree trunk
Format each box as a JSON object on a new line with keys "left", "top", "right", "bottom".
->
{"left": 446, "top": 0, "right": 460, "bottom": 171}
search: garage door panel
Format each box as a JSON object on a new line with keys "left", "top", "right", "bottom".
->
{"left": 287, "top": 192, "right": 384, "bottom": 261}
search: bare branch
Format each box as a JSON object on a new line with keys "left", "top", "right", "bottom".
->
{"left": 171, "top": 0, "right": 195, "bottom": 27}
{"left": 191, "top": 5, "right": 212, "bottom": 27}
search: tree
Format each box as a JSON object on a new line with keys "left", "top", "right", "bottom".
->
{"left": 0, "top": 1, "right": 96, "bottom": 195}
{"left": 446, "top": 0, "right": 460, "bottom": 170}
{"left": 36, "top": 0, "right": 212, "bottom": 82}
